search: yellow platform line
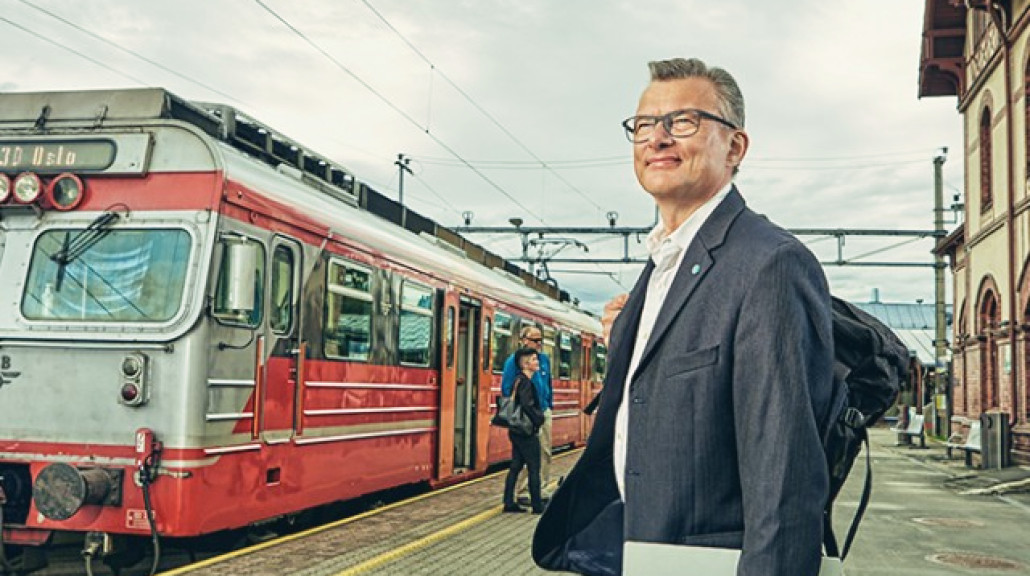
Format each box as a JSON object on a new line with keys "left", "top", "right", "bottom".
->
{"left": 157, "top": 448, "right": 578, "bottom": 576}
{"left": 155, "top": 473, "right": 500, "bottom": 576}
{"left": 333, "top": 506, "right": 502, "bottom": 576}
{"left": 336, "top": 472, "right": 565, "bottom": 576}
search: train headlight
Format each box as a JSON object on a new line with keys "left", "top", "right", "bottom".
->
{"left": 0, "top": 174, "right": 10, "bottom": 203}
{"left": 46, "top": 173, "right": 85, "bottom": 211}
{"left": 121, "top": 356, "right": 143, "bottom": 378}
{"left": 12, "top": 172, "right": 42, "bottom": 204}
{"left": 118, "top": 353, "right": 150, "bottom": 407}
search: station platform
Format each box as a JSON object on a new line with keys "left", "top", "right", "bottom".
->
{"left": 158, "top": 451, "right": 579, "bottom": 576}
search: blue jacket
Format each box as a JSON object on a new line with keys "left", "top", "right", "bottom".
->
{"left": 502, "top": 352, "right": 552, "bottom": 410}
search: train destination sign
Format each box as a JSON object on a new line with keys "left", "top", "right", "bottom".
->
{"left": 0, "top": 140, "right": 117, "bottom": 172}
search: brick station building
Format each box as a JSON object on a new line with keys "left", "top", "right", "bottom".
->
{"left": 921, "top": 0, "right": 1030, "bottom": 462}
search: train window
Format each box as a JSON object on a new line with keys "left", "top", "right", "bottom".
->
{"left": 482, "top": 317, "right": 492, "bottom": 372}
{"left": 399, "top": 281, "right": 434, "bottom": 366}
{"left": 269, "top": 246, "right": 294, "bottom": 333}
{"left": 492, "top": 312, "right": 512, "bottom": 373}
{"left": 558, "top": 331, "right": 572, "bottom": 380}
{"left": 324, "top": 259, "right": 372, "bottom": 361}
{"left": 593, "top": 342, "right": 608, "bottom": 381}
{"left": 542, "top": 327, "right": 557, "bottom": 376}
{"left": 445, "top": 306, "right": 455, "bottom": 368}
{"left": 570, "top": 333, "right": 582, "bottom": 379}
{"left": 23, "top": 228, "right": 193, "bottom": 322}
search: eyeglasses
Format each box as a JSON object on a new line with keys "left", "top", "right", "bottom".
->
{"left": 621, "top": 108, "right": 738, "bottom": 144}
{"left": 524, "top": 338, "right": 543, "bottom": 343}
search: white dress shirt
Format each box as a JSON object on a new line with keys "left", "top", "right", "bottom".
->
{"left": 613, "top": 184, "right": 732, "bottom": 499}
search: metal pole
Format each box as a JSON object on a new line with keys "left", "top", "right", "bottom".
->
{"left": 933, "top": 149, "right": 949, "bottom": 437}
{"left": 395, "top": 153, "right": 412, "bottom": 206}
{"left": 395, "top": 153, "right": 412, "bottom": 228}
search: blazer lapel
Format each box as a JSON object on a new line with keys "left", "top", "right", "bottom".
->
{"left": 631, "top": 188, "right": 747, "bottom": 379}
{"left": 595, "top": 260, "right": 653, "bottom": 419}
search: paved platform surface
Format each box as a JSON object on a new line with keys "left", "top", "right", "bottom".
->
{"left": 161, "top": 426, "right": 1030, "bottom": 576}
{"left": 162, "top": 451, "right": 579, "bottom": 576}
{"left": 835, "top": 426, "right": 1030, "bottom": 575}
{"left": 371, "top": 426, "right": 1030, "bottom": 575}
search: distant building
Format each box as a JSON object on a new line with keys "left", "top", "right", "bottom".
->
{"left": 854, "top": 289, "right": 952, "bottom": 411}
{"left": 919, "top": 0, "right": 1030, "bottom": 461}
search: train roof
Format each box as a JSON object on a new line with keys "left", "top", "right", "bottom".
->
{"left": 0, "top": 88, "right": 601, "bottom": 335}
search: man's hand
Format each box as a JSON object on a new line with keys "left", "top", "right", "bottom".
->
{"left": 602, "top": 293, "right": 629, "bottom": 344}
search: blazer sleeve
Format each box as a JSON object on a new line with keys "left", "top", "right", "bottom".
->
{"left": 731, "top": 241, "right": 834, "bottom": 576}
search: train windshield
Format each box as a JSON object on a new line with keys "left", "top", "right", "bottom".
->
{"left": 21, "top": 228, "right": 192, "bottom": 322}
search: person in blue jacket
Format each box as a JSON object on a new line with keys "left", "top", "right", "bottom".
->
{"left": 502, "top": 325, "right": 553, "bottom": 502}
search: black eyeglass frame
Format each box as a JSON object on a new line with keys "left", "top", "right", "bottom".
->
{"left": 621, "top": 108, "right": 738, "bottom": 143}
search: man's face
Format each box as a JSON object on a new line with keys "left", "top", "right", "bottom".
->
{"left": 632, "top": 77, "right": 745, "bottom": 205}
{"left": 522, "top": 329, "right": 543, "bottom": 351}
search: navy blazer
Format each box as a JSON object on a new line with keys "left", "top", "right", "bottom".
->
{"left": 533, "top": 187, "right": 836, "bottom": 576}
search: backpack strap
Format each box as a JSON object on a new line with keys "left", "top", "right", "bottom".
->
{"left": 841, "top": 427, "right": 872, "bottom": 560}
{"left": 823, "top": 427, "right": 872, "bottom": 561}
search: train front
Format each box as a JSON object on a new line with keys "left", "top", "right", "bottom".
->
{"left": 0, "top": 90, "right": 221, "bottom": 570}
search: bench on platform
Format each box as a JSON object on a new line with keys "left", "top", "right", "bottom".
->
{"left": 945, "top": 420, "right": 982, "bottom": 467}
{"left": 890, "top": 408, "right": 925, "bottom": 448}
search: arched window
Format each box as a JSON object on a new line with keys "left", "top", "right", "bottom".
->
{"left": 980, "top": 106, "right": 993, "bottom": 211}
{"left": 979, "top": 289, "right": 1000, "bottom": 410}
{"left": 1025, "top": 56, "right": 1030, "bottom": 186}
{"left": 1024, "top": 297, "right": 1030, "bottom": 420}
{"left": 957, "top": 305, "right": 968, "bottom": 414}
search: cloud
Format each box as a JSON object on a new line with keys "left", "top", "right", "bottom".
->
{"left": 0, "top": 0, "right": 962, "bottom": 314}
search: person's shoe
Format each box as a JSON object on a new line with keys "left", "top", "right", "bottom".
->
{"left": 531, "top": 507, "right": 545, "bottom": 514}
{"left": 502, "top": 504, "right": 526, "bottom": 513}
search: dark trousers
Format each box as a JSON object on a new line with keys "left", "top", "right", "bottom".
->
{"left": 504, "top": 431, "right": 543, "bottom": 510}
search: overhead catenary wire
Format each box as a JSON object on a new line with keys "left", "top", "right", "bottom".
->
{"left": 17, "top": 0, "right": 247, "bottom": 106}
{"left": 357, "top": 0, "right": 606, "bottom": 213}
{"left": 253, "top": 0, "right": 547, "bottom": 225}
{"left": 413, "top": 149, "right": 941, "bottom": 171}
{"left": 403, "top": 173, "right": 464, "bottom": 217}
{"left": 0, "top": 15, "right": 149, "bottom": 85}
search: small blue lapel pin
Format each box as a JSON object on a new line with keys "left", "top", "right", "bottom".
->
{"left": 690, "top": 264, "right": 701, "bottom": 275}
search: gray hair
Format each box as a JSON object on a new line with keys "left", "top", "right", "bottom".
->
{"left": 648, "top": 58, "right": 745, "bottom": 130}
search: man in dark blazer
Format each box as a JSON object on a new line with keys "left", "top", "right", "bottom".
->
{"left": 533, "top": 58, "right": 837, "bottom": 576}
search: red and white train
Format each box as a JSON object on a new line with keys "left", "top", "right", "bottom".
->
{"left": 0, "top": 89, "right": 605, "bottom": 571}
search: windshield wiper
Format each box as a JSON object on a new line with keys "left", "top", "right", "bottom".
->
{"left": 50, "top": 210, "right": 122, "bottom": 291}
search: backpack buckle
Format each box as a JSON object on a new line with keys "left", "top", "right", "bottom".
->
{"left": 842, "top": 407, "right": 866, "bottom": 429}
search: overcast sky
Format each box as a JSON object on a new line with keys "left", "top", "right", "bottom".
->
{"left": 1, "top": 0, "right": 964, "bottom": 314}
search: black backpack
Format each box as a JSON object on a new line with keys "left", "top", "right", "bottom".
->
{"left": 823, "top": 296, "right": 909, "bottom": 560}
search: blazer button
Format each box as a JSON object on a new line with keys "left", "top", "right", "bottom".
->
{"left": 632, "top": 397, "right": 643, "bottom": 404}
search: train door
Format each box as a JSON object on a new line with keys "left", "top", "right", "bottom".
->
{"left": 259, "top": 236, "right": 302, "bottom": 445}
{"left": 436, "top": 291, "right": 459, "bottom": 478}
{"left": 453, "top": 297, "right": 481, "bottom": 472}
{"left": 474, "top": 304, "right": 495, "bottom": 470}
